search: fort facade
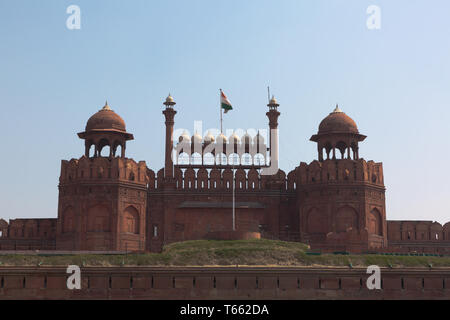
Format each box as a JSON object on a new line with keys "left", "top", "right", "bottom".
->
{"left": 0, "top": 96, "right": 448, "bottom": 254}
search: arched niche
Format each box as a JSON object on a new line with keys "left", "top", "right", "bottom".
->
{"left": 87, "top": 205, "right": 111, "bottom": 232}
{"left": 368, "top": 208, "right": 382, "bottom": 236}
{"left": 307, "top": 208, "right": 328, "bottom": 234}
{"left": 62, "top": 206, "right": 75, "bottom": 233}
{"left": 122, "top": 206, "right": 139, "bottom": 234}
{"left": 336, "top": 206, "right": 359, "bottom": 233}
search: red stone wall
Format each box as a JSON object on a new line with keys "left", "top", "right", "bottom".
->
{"left": 387, "top": 221, "right": 450, "bottom": 254}
{"left": 0, "top": 266, "right": 448, "bottom": 300}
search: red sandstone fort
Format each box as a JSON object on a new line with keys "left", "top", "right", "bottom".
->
{"left": 0, "top": 96, "right": 448, "bottom": 254}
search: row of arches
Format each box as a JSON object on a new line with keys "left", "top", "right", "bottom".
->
{"left": 5, "top": 219, "right": 56, "bottom": 239}
{"left": 175, "top": 140, "right": 268, "bottom": 159}
{"left": 62, "top": 205, "right": 140, "bottom": 234}
{"left": 318, "top": 141, "right": 360, "bottom": 161}
{"left": 85, "top": 139, "right": 125, "bottom": 158}
{"left": 388, "top": 221, "right": 450, "bottom": 241}
{"left": 306, "top": 207, "right": 383, "bottom": 236}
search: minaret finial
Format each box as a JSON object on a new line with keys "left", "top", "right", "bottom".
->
{"left": 268, "top": 95, "right": 279, "bottom": 108}
{"left": 164, "top": 93, "right": 176, "bottom": 107}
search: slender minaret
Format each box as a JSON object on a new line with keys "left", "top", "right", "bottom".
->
{"left": 163, "top": 94, "right": 177, "bottom": 178}
{"left": 266, "top": 95, "right": 280, "bottom": 169}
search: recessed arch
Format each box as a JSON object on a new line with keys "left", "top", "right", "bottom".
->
{"left": 307, "top": 208, "right": 327, "bottom": 234}
{"left": 62, "top": 206, "right": 75, "bottom": 233}
{"left": 122, "top": 206, "right": 139, "bottom": 234}
{"left": 336, "top": 206, "right": 358, "bottom": 233}
{"left": 368, "top": 208, "right": 382, "bottom": 236}
{"left": 87, "top": 205, "right": 111, "bottom": 232}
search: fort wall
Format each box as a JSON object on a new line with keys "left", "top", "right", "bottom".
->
{"left": 0, "top": 266, "right": 448, "bottom": 300}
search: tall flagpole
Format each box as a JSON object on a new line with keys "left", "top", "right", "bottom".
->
{"left": 220, "top": 88, "right": 235, "bottom": 231}
{"left": 232, "top": 162, "right": 236, "bottom": 231}
{"left": 220, "top": 89, "right": 223, "bottom": 134}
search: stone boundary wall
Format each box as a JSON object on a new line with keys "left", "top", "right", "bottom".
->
{"left": 0, "top": 266, "right": 449, "bottom": 300}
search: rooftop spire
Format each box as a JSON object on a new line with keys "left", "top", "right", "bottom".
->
{"left": 102, "top": 100, "right": 111, "bottom": 111}
{"left": 332, "top": 104, "right": 343, "bottom": 113}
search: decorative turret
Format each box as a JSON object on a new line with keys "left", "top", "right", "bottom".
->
{"left": 78, "top": 101, "right": 134, "bottom": 158}
{"left": 310, "top": 105, "right": 366, "bottom": 161}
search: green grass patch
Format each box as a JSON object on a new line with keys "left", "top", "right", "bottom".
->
{"left": 0, "top": 239, "right": 449, "bottom": 267}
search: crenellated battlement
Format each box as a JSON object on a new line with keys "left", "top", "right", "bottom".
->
{"left": 146, "top": 167, "right": 295, "bottom": 192}
{"left": 59, "top": 156, "right": 147, "bottom": 186}
{"left": 295, "top": 158, "right": 384, "bottom": 187}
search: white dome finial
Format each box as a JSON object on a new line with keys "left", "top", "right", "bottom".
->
{"left": 102, "top": 100, "right": 112, "bottom": 111}
{"left": 333, "top": 104, "right": 343, "bottom": 113}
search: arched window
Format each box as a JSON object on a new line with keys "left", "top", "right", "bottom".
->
{"left": 241, "top": 153, "right": 252, "bottom": 165}
{"left": 178, "top": 152, "right": 190, "bottom": 165}
{"left": 203, "top": 153, "right": 215, "bottom": 165}
{"left": 216, "top": 153, "right": 227, "bottom": 165}
{"left": 229, "top": 153, "right": 240, "bottom": 166}
{"left": 88, "top": 144, "right": 95, "bottom": 158}
{"left": 98, "top": 138, "right": 111, "bottom": 157}
{"left": 191, "top": 152, "right": 202, "bottom": 165}
{"left": 115, "top": 144, "right": 123, "bottom": 157}
{"left": 254, "top": 154, "right": 265, "bottom": 166}
{"left": 336, "top": 141, "right": 347, "bottom": 159}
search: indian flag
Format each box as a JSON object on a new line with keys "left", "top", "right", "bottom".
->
{"left": 220, "top": 90, "right": 233, "bottom": 114}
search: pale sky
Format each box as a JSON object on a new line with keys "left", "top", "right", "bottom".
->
{"left": 0, "top": 0, "right": 449, "bottom": 224}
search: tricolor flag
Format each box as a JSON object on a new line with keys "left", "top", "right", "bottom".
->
{"left": 220, "top": 90, "right": 233, "bottom": 114}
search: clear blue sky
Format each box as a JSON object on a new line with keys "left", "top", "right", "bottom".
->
{"left": 0, "top": 0, "right": 449, "bottom": 224}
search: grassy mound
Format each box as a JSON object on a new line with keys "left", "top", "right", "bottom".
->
{"left": 0, "top": 239, "right": 449, "bottom": 267}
